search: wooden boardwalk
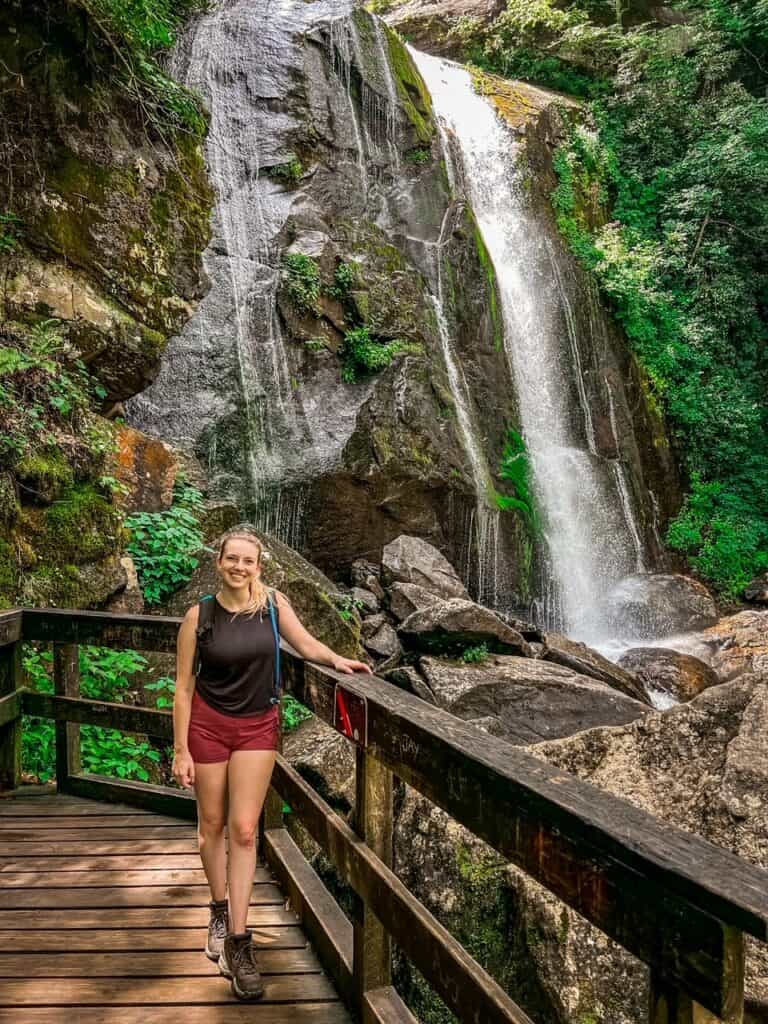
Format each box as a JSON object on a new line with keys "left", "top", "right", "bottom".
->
{"left": 0, "top": 788, "right": 351, "bottom": 1023}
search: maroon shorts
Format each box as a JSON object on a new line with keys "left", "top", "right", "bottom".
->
{"left": 188, "top": 691, "right": 280, "bottom": 763}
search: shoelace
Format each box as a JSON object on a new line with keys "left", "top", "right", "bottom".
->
{"left": 233, "top": 941, "right": 260, "bottom": 977}
{"left": 211, "top": 911, "right": 228, "bottom": 939}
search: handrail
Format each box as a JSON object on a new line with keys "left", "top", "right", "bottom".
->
{"left": 3, "top": 606, "right": 766, "bottom": 1024}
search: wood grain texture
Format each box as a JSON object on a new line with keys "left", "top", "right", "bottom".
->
{"left": 363, "top": 986, "right": 419, "bottom": 1024}
{"left": 0, "top": 884, "right": 284, "bottom": 909}
{"left": 0, "top": 868, "right": 272, "bottom": 886}
{"left": 0, "top": 949, "right": 322, "bottom": 976}
{"left": 0, "top": 907, "right": 298, "bottom": 929}
{"left": 0, "top": 927, "right": 307, "bottom": 951}
{"left": 0, "top": 1006, "right": 351, "bottom": 1023}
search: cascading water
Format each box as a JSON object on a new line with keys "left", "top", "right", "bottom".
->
{"left": 413, "top": 50, "right": 649, "bottom": 645}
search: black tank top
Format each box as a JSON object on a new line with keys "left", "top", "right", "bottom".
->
{"left": 195, "top": 598, "right": 277, "bottom": 716}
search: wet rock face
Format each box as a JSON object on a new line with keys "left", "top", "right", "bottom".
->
{"left": 604, "top": 572, "right": 719, "bottom": 639}
{"left": 543, "top": 631, "right": 647, "bottom": 704}
{"left": 703, "top": 611, "right": 768, "bottom": 682}
{"left": 399, "top": 599, "right": 532, "bottom": 656}
{"left": 618, "top": 646, "right": 720, "bottom": 704}
{"left": 381, "top": 535, "right": 470, "bottom": 600}
{"left": 383, "top": 0, "right": 505, "bottom": 58}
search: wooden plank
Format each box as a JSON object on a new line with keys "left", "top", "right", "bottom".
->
{"left": 0, "top": 840, "right": 201, "bottom": 855}
{"left": 23, "top": 690, "right": 174, "bottom": 739}
{"left": 265, "top": 828, "right": 353, "bottom": 1009}
{"left": 53, "top": 643, "right": 81, "bottom": 785}
{"left": 0, "top": 612, "right": 22, "bottom": 648}
{"left": 284, "top": 661, "right": 768, "bottom": 1016}
{"left": 0, "top": 974, "right": 339, "bottom": 1005}
{"left": 0, "top": 927, "right": 308, "bottom": 951}
{"left": 63, "top": 772, "right": 198, "bottom": 819}
{"left": 0, "top": 884, "right": 284, "bottom": 909}
{"left": 353, "top": 748, "right": 393, "bottom": 1006}
{"left": 0, "top": 907, "right": 298, "bottom": 929}
{"left": 0, "top": 814, "right": 190, "bottom": 828}
{"left": 21, "top": 608, "right": 180, "bottom": 653}
{"left": 268, "top": 762, "right": 533, "bottom": 1024}
{"left": 363, "top": 986, "right": 419, "bottom": 1024}
{"left": 0, "top": 948, "right": 322, "bottom": 976}
{"left": 0, "top": 827, "right": 199, "bottom": 841}
{"left": 0, "top": 799, "right": 155, "bottom": 815}
{"left": 0, "top": 1005, "right": 351, "bottom": 1023}
{"left": 0, "top": 855, "right": 204, "bottom": 870}
{"left": 0, "top": 868, "right": 272, "bottom": 886}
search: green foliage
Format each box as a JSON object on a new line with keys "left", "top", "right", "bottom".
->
{"left": 341, "top": 326, "right": 414, "bottom": 383}
{"left": 76, "top": 0, "right": 207, "bottom": 134}
{"left": 495, "top": 429, "right": 537, "bottom": 528}
{"left": 144, "top": 675, "right": 176, "bottom": 709}
{"left": 269, "top": 158, "right": 304, "bottom": 185}
{"left": 405, "top": 147, "right": 431, "bottom": 165}
{"left": 0, "top": 320, "right": 101, "bottom": 468}
{"left": 460, "top": 643, "right": 490, "bottom": 664}
{"left": 282, "top": 694, "right": 313, "bottom": 731}
{"left": 487, "top": 0, "right": 768, "bottom": 596}
{"left": 0, "top": 211, "right": 22, "bottom": 254}
{"left": 329, "top": 261, "right": 358, "bottom": 299}
{"left": 126, "top": 480, "right": 206, "bottom": 605}
{"left": 281, "top": 253, "right": 322, "bottom": 315}
{"left": 21, "top": 645, "right": 160, "bottom": 783}
{"left": 336, "top": 593, "right": 365, "bottom": 621}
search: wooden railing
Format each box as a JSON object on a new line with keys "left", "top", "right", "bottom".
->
{"left": 1, "top": 606, "right": 767, "bottom": 1024}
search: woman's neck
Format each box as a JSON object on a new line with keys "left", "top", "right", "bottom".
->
{"left": 216, "top": 586, "right": 252, "bottom": 613}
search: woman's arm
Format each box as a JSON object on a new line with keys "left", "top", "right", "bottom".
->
{"left": 274, "top": 591, "right": 372, "bottom": 674}
{"left": 172, "top": 604, "right": 200, "bottom": 787}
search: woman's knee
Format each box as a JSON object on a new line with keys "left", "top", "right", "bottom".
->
{"left": 228, "top": 819, "right": 259, "bottom": 848}
{"left": 198, "top": 811, "right": 227, "bottom": 838}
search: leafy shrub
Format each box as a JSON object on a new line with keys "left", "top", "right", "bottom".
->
{"left": 405, "top": 147, "right": 431, "bottom": 165}
{"left": 144, "top": 675, "right": 176, "bottom": 709}
{"left": 282, "top": 253, "right": 322, "bottom": 315}
{"left": 126, "top": 480, "right": 207, "bottom": 605}
{"left": 330, "top": 261, "right": 357, "bottom": 299}
{"left": 341, "top": 326, "right": 413, "bottom": 383}
{"left": 21, "top": 645, "right": 160, "bottom": 783}
{"left": 282, "top": 694, "right": 313, "bottom": 731}
{"left": 269, "top": 158, "right": 304, "bottom": 184}
{"left": 495, "top": 429, "right": 538, "bottom": 530}
{"left": 461, "top": 643, "right": 490, "bottom": 664}
{"left": 0, "top": 211, "right": 22, "bottom": 253}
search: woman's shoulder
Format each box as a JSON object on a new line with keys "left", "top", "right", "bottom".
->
{"left": 181, "top": 600, "right": 205, "bottom": 626}
{"left": 269, "top": 588, "right": 291, "bottom": 610}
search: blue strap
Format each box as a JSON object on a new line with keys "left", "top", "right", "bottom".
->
{"left": 267, "top": 593, "right": 282, "bottom": 704}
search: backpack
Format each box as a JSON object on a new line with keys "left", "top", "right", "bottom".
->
{"left": 194, "top": 590, "right": 282, "bottom": 705}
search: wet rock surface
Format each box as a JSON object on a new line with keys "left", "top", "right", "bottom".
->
{"left": 543, "top": 631, "right": 647, "bottom": 704}
{"left": 618, "top": 646, "right": 719, "bottom": 704}
{"left": 399, "top": 597, "right": 531, "bottom": 656}
{"left": 383, "top": 0, "right": 505, "bottom": 58}
{"left": 604, "top": 572, "right": 719, "bottom": 638}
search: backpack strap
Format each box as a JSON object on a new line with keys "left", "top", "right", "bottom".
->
{"left": 267, "top": 589, "right": 282, "bottom": 705}
{"left": 194, "top": 594, "right": 216, "bottom": 676}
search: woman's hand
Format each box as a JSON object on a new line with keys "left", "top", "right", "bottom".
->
{"left": 172, "top": 750, "right": 196, "bottom": 789}
{"left": 331, "top": 655, "right": 373, "bottom": 675}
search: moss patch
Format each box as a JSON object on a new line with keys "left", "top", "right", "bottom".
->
{"left": 384, "top": 24, "right": 435, "bottom": 144}
{"left": 15, "top": 450, "right": 74, "bottom": 504}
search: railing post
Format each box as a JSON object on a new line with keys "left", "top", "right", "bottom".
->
{"left": 53, "top": 643, "right": 80, "bottom": 792}
{"left": 353, "top": 746, "right": 393, "bottom": 1010}
{"left": 649, "top": 927, "right": 745, "bottom": 1024}
{"left": 0, "top": 639, "right": 22, "bottom": 791}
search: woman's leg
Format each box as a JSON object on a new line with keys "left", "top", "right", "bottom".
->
{"left": 194, "top": 761, "right": 229, "bottom": 902}
{"left": 226, "top": 750, "right": 277, "bottom": 933}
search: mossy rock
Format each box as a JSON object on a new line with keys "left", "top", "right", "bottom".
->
{"left": 0, "top": 474, "right": 20, "bottom": 527}
{"left": 20, "top": 555, "right": 127, "bottom": 609}
{"left": 383, "top": 23, "right": 435, "bottom": 145}
{"left": 0, "top": 536, "right": 20, "bottom": 607}
{"left": 14, "top": 449, "right": 74, "bottom": 505}
{"left": 21, "top": 484, "right": 122, "bottom": 566}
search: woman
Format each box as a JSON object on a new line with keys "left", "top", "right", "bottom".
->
{"left": 172, "top": 524, "right": 371, "bottom": 1001}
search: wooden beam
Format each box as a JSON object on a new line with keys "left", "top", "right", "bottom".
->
{"left": 354, "top": 748, "right": 393, "bottom": 1008}
{"left": 0, "top": 639, "right": 21, "bottom": 792}
{"left": 0, "top": 611, "right": 22, "bottom": 647}
{"left": 62, "top": 773, "right": 197, "bottom": 820}
{"left": 54, "top": 644, "right": 81, "bottom": 790}
{"left": 282, "top": 658, "right": 768, "bottom": 1015}
{"left": 265, "top": 827, "right": 353, "bottom": 1008}
{"left": 363, "top": 986, "right": 419, "bottom": 1024}
{"left": 0, "top": 691, "right": 20, "bottom": 730}
{"left": 270, "top": 755, "right": 533, "bottom": 1024}
{"left": 21, "top": 608, "right": 180, "bottom": 652}
{"left": 21, "top": 691, "right": 174, "bottom": 739}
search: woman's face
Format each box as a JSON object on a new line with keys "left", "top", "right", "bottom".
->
{"left": 217, "top": 537, "right": 262, "bottom": 593}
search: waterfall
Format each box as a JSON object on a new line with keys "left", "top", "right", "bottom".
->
{"left": 413, "top": 51, "right": 649, "bottom": 644}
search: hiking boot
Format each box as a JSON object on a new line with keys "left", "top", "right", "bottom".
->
{"left": 219, "top": 930, "right": 265, "bottom": 1001}
{"left": 205, "top": 898, "right": 229, "bottom": 961}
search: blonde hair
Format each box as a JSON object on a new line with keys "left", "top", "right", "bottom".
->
{"left": 217, "top": 524, "right": 269, "bottom": 618}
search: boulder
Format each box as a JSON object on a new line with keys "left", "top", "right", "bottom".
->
{"left": 383, "top": 665, "right": 437, "bottom": 705}
{"left": 418, "top": 655, "right": 649, "bottom": 744}
{"left": 284, "top": 716, "right": 355, "bottom": 815}
{"left": 618, "top": 646, "right": 719, "bottom": 705}
{"left": 399, "top": 597, "right": 532, "bottom": 657}
{"left": 603, "top": 572, "right": 718, "bottom": 639}
{"left": 543, "top": 632, "right": 647, "bottom": 704}
{"left": 384, "top": 0, "right": 505, "bottom": 59}
{"left": 744, "top": 573, "right": 768, "bottom": 605}
{"left": 351, "top": 560, "right": 386, "bottom": 602}
{"left": 105, "top": 556, "right": 145, "bottom": 615}
{"left": 388, "top": 581, "right": 439, "bottom": 622}
{"left": 112, "top": 425, "right": 179, "bottom": 514}
{"left": 381, "top": 536, "right": 470, "bottom": 601}
{"left": 361, "top": 613, "right": 387, "bottom": 640}
{"left": 703, "top": 611, "right": 768, "bottom": 682}
{"left": 365, "top": 622, "right": 402, "bottom": 660}
{"left": 351, "top": 586, "right": 380, "bottom": 615}
{"left": 163, "top": 529, "right": 361, "bottom": 657}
